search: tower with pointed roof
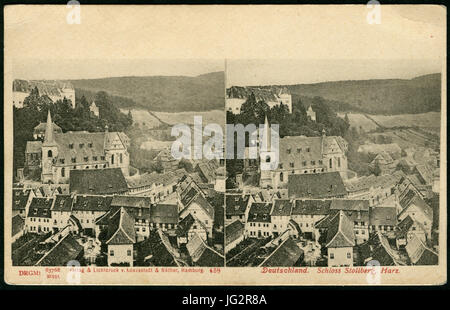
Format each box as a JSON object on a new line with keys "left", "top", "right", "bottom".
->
{"left": 307, "top": 105, "right": 316, "bottom": 121}
{"left": 41, "top": 110, "right": 59, "bottom": 183}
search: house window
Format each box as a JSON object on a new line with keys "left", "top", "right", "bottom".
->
{"left": 297, "top": 148, "right": 302, "bottom": 153}
{"left": 48, "top": 150, "right": 53, "bottom": 157}
{"left": 330, "top": 253, "right": 334, "bottom": 259}
{"left": 69, "top": 143, "right": 74, "bottom": 149}
{"left": 280, "top": 172, "right": 284, "bottom": 182}
{"left": 302, "top": 161, "right": 307, "bottom": 166}
{"left": 110, "top": 250, "right": 114, "bottom": 256}
{"left": 60, "top": 159, "right": 65, "bottom": 164}
{"left": 311, "top": 160, "right": 315, "bottom": 165}
{"left": 318, "top": 160, "right": 323, "bottom": 165}
{"left": 306, "top": 147, "right": 310, "bottom": 152}
{"left": 71, "top": 157, "right": 76, "bottom": 163}
{"left": 111, "top": 154, "right": 115, "bottom": 164}
{"left": 93, "top": 156, "right": 98, "bottom": 161}
{"left": 88, "top": 143, "right": 93, "bottom": 148}
{"left": 101, "top": 156, "right": 105, "bottom": 161}
{"left": 347, "top": 252, "right": 351, "bottom": 259}
{"left": 287, "top": 148, "right": 291, "bottom": 154}
{"left": 290, "top": 162, "right": 294, "bottom": 168}
{"left": 79, "top": 143, "right": 84, "bottom": 149}
{"left": 120, "top": 153, "right": 123, "bottom": 164}
{"left": 127, "top": 250, "right": 131, "bottom": 256}
{"left": 61, "top": 167, "right": 65, "bottom": 177}
{"left": 338, "top": 157, "right": 341, "bottom": 168}
{"left": 329, "top": 158, "right": 333, "bottom": 168}
{"left": 279, "top": 163, "right": 283, "bottom": 169}
{"left": 84, "top": 156, "right": 89, "bottom": 162}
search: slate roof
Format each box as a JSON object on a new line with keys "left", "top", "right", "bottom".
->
{"left": 415, "top": 164, "right": 433, "bottom": 184}
{"left": 72, "top": 195, "right": 113, "bottom": 212}
{"left": 150, "top": 204, "right": 178, "bottom": 225}
{"left": 271, "top": 199, "right": 293, "bottom": 216}
{"left": 291, "top": 199, "right": 331, "bottom": 216}
{"left": 176, "top": 213, "right": 196, "bottom": 236}
{"left": 225, "top": 194, "right": 250, "bottom": 216}
{"left": 369, "top": 207, "right": 397, "bottom": 227}
{"left": 247, "top": 202, "right": 273, "bottom": 223}
{"left": 184, "top": 193, "right": 215, "bottom": 220}
{"left": 330, "top": 199, "right": 369, "bottom": 212}
{"left": 399, "top": 194, "right": 433, "bottom": 222}
{"left": 27, "top": 197, "right": 53, "bottom": 218}
{"left": 326, "top": 211, "right": 355, "bottom": 248}
{"left": 186, "top": 233, "right": 224, "bottom": 267}
{"left": 111, "top": 196, "right": 151, "bottom": 209}
{"left": 395, "top": 216, "right": 415, "bottom": 239}
{"left": 406, "top": 234, "right": 438, "bottom": 265}
{"left": 359, "top": 232, "right": 403, "bottom": 266}
{"left": 136, "top": 230, "right": 179, "bottom": 266}
{"left": 51, "top": 195, "right": 74, "bottom": 212}
{"left": 260, "top": 237, "right": 303, "bottom": 267}
{"left": 70, "top": 168, "right": 128, "bottom": 195}
{"left": 288, "top": 172, "right": 347, "bottom": 199}
{"left": 105, "top": 208, "right": 136, "bottom": 245}
{"left": 195, "top": 162, "right": 216, "bottom": 183}
{"left": 225, "top": 220, "right": 245, "bottom": 245}
{"left": 25, "top": 141, "right": 42, "bottom": 153}
{"left": 371, "top": 151, "right": 394, "bottom": 165}
{"left": 126, "top": 169, "right": 186, "bottom": 189}
{"left": 227, "top": 86, "right": 279, "bottom": 102}
{"left": 12, "top": 215, "right": 25, "bottom": 237}
{"left": 37, "top": 234, "right": 83, "bottom": 266}
{"left": 13, "top": 189, "right": 32, "bottom": 211}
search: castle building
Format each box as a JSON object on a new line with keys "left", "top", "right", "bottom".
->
{"left": 40, "top": 111, "right": 130, "bottom": 184}
{"left": 13, "top": 79, "right": 76, "bottom": 109}
{"left": 226, "top": 86, "right": 292, "bottom": 114}
{"left": 306, "top": 105, "right": 316, "bottom": 121}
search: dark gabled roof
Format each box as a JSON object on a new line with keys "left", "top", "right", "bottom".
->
{"left": 185, "top": 193, "right": 215, "bottom": 220}
{"left": 72, "top": 195, "right": 113, "bottom": 212}
{"left": 136, "top": 230, "right": 179, "bottom": 266}
{"left": 330, "top": 200, "right": 369, "bottom": 212}
{"left": 37, "top": 234, "right": 83, "bottom": 266}
{"left": 176, "top": 213, "right": 196, "bottom": 236}
{"left": 271, "top": 199, "right": 293, "bottom": 216}
{"left": 399, "top": 189, "right": 417, "bottom": 209}
{"left": 12, "top": 215, "right": 25, "bottom": 237}
{"left": 187, "top": 233, "right": 224, "bottom": 267}
{"left": 105, "top": 208, "right": 136, "bottom": 245}
{"left": 13, "top": 189, "right": 32, "bottom": 211}
{"left": 111, "top": 196, "right": 151, "bottom": 209}
{"left": 225, "top": 194, "right": 250, "bottom": 216}
{"left": 406, "top": 234, "right": 438, "bottom": 265}
{"left": 326, "top": 211, "right": 355, "bottom": 248}
{"left": 69, "top": 168, "right": 128, "bottom": 195}
{"left": 195, "top": 162, "right": 216, "bottom": 183}
{"left": 225, "top": 220, "right": 245, "bottom": 245}
{"left": 150, "top": 204, "right": 178, "bottom": 225}
{"left": 247, "top": 202, "right": 273, "bottom": 223}
{"left": 51, "top": 195, "right": 74, "bottom": 212}
{"left": 180, "top": 187, "right": 200, "bottom": 207}
{"left": 400, "top": 195, "right": 433, "bottom": 222}
{"left": 260, "top": 238, "right": 303, "bottom": 267}
{"left": 359, "top": 232, "right": 401, "bottom": 266}
{"left": 369, "top": 207, "right": 397, "bottom": 227}
{"left": 288, "top": 172, "right": 347, "bottom": 199}
{"left": 27, "top": 197, "right": 53, "bottom": 218}
{"left": 33, "top": 122, "right": 62, "bottom": 134}
{"left": 291, "top": 199, "right": 331, "bottom": 216}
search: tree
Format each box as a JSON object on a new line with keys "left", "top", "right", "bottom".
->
{"left": 373, "top": 161, "right": 382, "bottom": 176}
{"left": 178, "top": 158, "right": 193, "bottom": 173}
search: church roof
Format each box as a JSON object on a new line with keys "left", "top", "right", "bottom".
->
{"left": 69, "top": 168, "right": 128, "bottom": 195}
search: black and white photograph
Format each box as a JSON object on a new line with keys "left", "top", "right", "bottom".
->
{"left": 11, "top": 59, "right": 225, "bottom": 268}
{"left": 225, "top": 59, "right": 441, "bottom": 268}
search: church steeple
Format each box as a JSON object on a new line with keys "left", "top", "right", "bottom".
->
{"left": 43, "top": 110, "right": 56, "bottom": 146}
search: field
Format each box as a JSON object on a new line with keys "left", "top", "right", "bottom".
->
{"left": 120, "top": 108, "right": 161, "bottom": 128}
{"left": 338, "top": 113, "right": 379, "bottom": 132}
{"left": 339, "top": 112, "right": 441, "bottom": 133}
{"left": 368, "top": 128, "right": 439, "bottom": 149}
{"left": 140, "top": 137, "right": 173, "bottom": 150}
{"left": 152, "top": 110, "right": 224, "bottom": 126}
{"left": 369, "top": 112, "right": 441, "bottom": 129}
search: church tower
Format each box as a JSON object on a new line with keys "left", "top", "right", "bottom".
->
{"left": 259, "top": 115, "right": 274, "bottom": 189}
{"left": 41, "top": 110, "right": 58, "bottom": 183}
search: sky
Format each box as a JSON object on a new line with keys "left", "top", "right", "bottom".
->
{"left": 226, "top": 58, "right": 442, "bottom": 86}
{"left": 5, "top": 5, "right": 445, "bottom": 82}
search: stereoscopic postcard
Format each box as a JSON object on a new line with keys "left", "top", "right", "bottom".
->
{"left": 3, "top": 4, "right": 446, "bottom": 286}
